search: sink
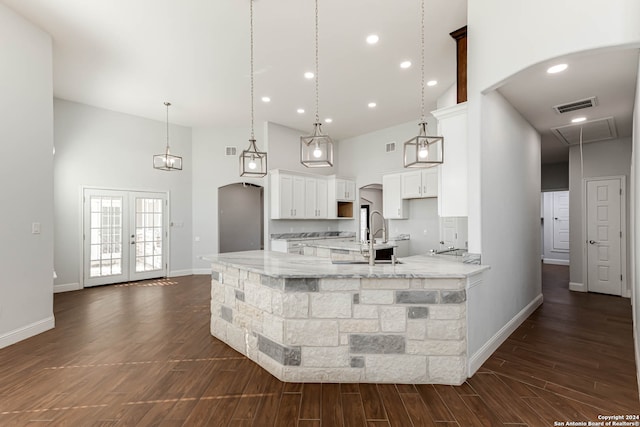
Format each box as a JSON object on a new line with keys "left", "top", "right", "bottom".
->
{"left": 331, "top": 260, "right": 402, "bottom": 265}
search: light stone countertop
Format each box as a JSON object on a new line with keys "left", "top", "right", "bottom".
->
{"left": 204, "top": 250, "right": 489, "bottom": 279}
{"left": 301, "top": 239, "right": 397, "bottom": 252}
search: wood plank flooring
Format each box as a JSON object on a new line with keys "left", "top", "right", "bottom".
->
{"left": 0, "top": 265, "right": 637, "bottom": 426}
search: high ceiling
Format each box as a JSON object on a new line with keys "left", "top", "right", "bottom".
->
{"left": 498, "top": 48, "right": 639, "bottom": 164}
{"left": 1, "top": 0, "right": 467, "bottom": 140}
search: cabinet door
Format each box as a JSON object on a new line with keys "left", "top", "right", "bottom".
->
{"left": 401, "top": 171, "right": 423, "bottom": 199}
{"left": 316, "top": 179, "right": 328, "bottom": 218}
{"left": 383, "top": 173, "right": 408, "bottom": 219}
{"left": 421, "top": 169, "right": 438, "bottom": 198}
{"left": 292, "top": 176, "right": 305, "bottom": 218}
{"left": 279, "top": 174, "right": 294, "bottom": 219}
{"left": 305, "top": 178, "right": 317, "bottom": 218}
{"left": 345, "top": 180, "right": 356, "bottom": 201}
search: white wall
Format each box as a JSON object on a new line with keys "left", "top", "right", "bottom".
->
{"left": 53, "top": 100, "right": 193, "bottom": 286}
{"left": 542, "top": 162, "right": 569, "bottom": 191}
{"left": 632, "top": 53, "right": 640, "bottom": 400}
{"left": 191, "top": 125, "right": 266, "bottom": 272}
{"left": 468, "top": 90, "right": 543, "bottom": 369}
{"left": 0, "top": 4, "right": 54, "bottom": 348}
{"left": 337, "top": 120, "right": 441, "bottom": 250}
{"left": 568, "top": 137, "right": 632, "bottom": 292}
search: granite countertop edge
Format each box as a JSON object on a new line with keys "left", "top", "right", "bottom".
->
{"left": 203, "top": 250, "right": 489, "bottom": 280}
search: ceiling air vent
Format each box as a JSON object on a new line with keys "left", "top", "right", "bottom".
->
{"left": 385, "top": 141, "right": 396, "bottom": 153}
{"left": 225, "top": 146, "right": 237, "bottom": 156}
{"left": 553, "top": 96, "right": 597, "bottom": 114}
{"left": 551, "top": 116, "right": 617, "bottom": 146}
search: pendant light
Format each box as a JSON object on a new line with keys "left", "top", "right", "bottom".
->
{"left": 300, "top": 0, "right": 334, "bottom": 168}
{"left": 153, "top": 102, "right": 183, "bottom": 171}
{"left": 240, "top": 0, "right": 267, "bottom": 177}
{"left": 403, "top": 0, "right": 443, "bottom": 168}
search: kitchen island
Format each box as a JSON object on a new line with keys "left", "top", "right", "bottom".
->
{"left": 207, "top": 250, "right": 488, "bottom": 384}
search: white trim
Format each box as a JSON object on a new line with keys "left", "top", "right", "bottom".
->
{"left": 468, "top": 294, "right": 543, "bottom": 376}
{"left": 169, "top": 269, "right": 193, "bottom": 277}
{"left": 582, "top": 176, "right": 627, "bottom": 296}
{"left": 191, "top": 268, "right": 211, "bottom": 275}
{"left": 569, "top": 281, "right": 587, "bottom": 292}
{"left": 543, "top": 258, "right": 570, "bottom": 266}
{"left": 0, "top": 316, "right": 55, "bottom": 350}
{"left": 53, "top": 282, "right": 81, "bottom": 293}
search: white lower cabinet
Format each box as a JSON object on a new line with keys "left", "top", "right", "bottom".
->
{"left": 383, "top": 173, "right": 408, "bottom": 219}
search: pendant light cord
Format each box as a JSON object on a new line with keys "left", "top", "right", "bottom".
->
{"left": 420, "top": 0, "right": 425, "bottom": 123}
{"left": 314, "top": 0, "right": 320, "bottom": 124}
{"left": 165, "top": 101, "right": 171, "bottom": 152}
{"left": 250, "top": 0, "right": 255, "bottom": 140}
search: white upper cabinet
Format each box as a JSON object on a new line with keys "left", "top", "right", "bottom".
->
{"left": 431, "top": 102, "right": 468, "bottom": 216}
{"left": 383, "top": 173, "right": 409, "bottom": 219}
{"left": 270, "top": 171, "right": 305, "bottom": 219}
{"left": 305, "top": 177, "right": 328, "bottom": 218}
{"left": 335, "top": 178, "right": 356, "bottom": 201}
{"left": 401, "top": 168, "right": 438, "bottom": 199}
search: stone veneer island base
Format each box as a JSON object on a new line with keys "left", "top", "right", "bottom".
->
{"left": 208, "top": 250, "right": 487, "bottom": 385}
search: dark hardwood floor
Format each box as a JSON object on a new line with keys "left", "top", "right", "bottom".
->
{"left": 0, "top": 265, "right": 637, "bottom": 426}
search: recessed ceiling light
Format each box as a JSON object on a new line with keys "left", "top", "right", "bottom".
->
{"left": 547, "top": 63, "right": 568, "bottom": 74}
{"left": 400, "top": 61, "right": 412, "bottom": 69}
{"left": 427, "top": 80, "right": 438, "bottom": 87}
{"left": 325, "top": 118, "right": 333, "bottom": 123}
{"left": 261, "top": 96, "right": 271, "bottom": 103}
{"left": 297, "top": 108, "right": 305, "bottom": 114}
{"left": 368, "top": 102, "right": 377, "bottom": 108}
{"left": 366, "top": 34, "right": 379, "bottom": 45}
{"left": 304, "top": 72, "right": 314, "bottom": 79}
{"left": 571, "top": 117, "right": 586, "bottom": 123}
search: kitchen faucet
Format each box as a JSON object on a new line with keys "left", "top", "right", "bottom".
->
{"left": 367, "top": 210, "right": 387, "bottom": 266}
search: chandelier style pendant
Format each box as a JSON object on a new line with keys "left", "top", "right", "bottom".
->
{"left": 240, "top": 0, "right": 267, "bottom": 177}
{"left": 403, "top": 0, "right": 443, "bottom": 168}
{"left": 300, "top": 0, "right": 334, "bottom": 168}
{"left": 153, "top": 102, "right": 183, "bottom": 171}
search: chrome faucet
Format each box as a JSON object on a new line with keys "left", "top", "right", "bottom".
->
{"left": 367, "top": 210, "right": 387, "bottom": 266}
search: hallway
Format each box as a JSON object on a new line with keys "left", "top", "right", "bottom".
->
{"left": 0, "top": 265, "right": 637, "bottom": 425}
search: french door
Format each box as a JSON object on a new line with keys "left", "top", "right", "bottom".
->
{"left": 83, "top": 189, "right": 168, "bottom": 287}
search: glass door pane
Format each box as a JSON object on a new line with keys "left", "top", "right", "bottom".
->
{"left": 129, "top": 192, "right": 167, "bottom": 281}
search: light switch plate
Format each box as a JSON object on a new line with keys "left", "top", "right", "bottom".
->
{"left": 32, "top": 222, "right": 41, "bottom": 234}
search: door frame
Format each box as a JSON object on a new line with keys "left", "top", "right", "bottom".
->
{"left": 79, "top": 186, "right": 172, "bottom": 288}
{"left": 582, "top": 176, "right": 627, "bottom": 297}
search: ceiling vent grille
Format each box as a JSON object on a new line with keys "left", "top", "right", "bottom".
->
{"left": 551, "top": 116, "right": 617, "bottom": 146}
{"left": 553, "top": 96, "right": 597, "bottom": 114}
{"left": 385, "top": 141, "right": 396, "bottom": 153}
{"left": 225, "top": 146, "right": 237, "bottom": 156}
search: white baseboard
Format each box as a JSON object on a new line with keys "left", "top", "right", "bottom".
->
{"left": 468, "top": 294, "right": 543, "bottom": 376}
{"left": 53, "top": 282, "right": 81, "bottom": 293}
{"left": 191, "top": 268, "right": 212, "bottom": 275}
{"left": 569, "top": 282, "right": 586, "bottom": 292}
{"left": 169, "top": 269, "right": 194, "bottom": 278}
{"left": 0, "top": 316, "right": 55, "bottom": 350}
{"left": 543, "top": 258, "right": 570, "bottom": 266}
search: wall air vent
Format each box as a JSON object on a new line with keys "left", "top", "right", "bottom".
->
{"left": 385, "top": 141, "right": 396, "bottom": 153}
{"left": 225, "top": 146, "right": 237, "bottom": 156}
{"left": 553, "top": 96, "right": 597, "bottom": 114}
{"left": 551, "top": 116, "right": 617, "bottom": 146}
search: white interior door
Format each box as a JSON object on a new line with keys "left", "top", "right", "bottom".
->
{"left": 586, "top": 179, "right": 622, "bottom": 296}
{"left": 552, "top": 191, "right": 570, "bottom": 251}
{"left": 84, "top": 189, "right": 167, "bottom": 287}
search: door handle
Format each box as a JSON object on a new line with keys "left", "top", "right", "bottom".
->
{"left": 588, "top": 240, "right": 598, "bottom": 245}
